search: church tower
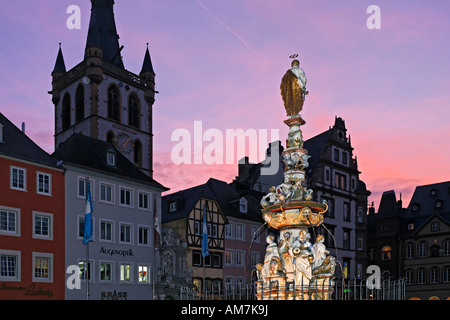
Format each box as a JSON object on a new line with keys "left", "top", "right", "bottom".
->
{"left": 50, "top": 0, "right": 156, "bottom": 177}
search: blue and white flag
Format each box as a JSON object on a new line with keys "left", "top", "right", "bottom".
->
{"left": 201, "top": 205, "right": 209, "bottom": 257}
{"left": 83, "top": 181, "right": 94, "bottom": 245}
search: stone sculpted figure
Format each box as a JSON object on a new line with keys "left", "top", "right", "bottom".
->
{"left": 260, "top": 187, "right": 278, "bottom": 208}
{"left": 311, "top": 235, "right": 328, "bottom": 270}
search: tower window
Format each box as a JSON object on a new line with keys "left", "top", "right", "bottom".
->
{"left": 108, "top": 85, "right": 120, "bottom": 122}
{"left": 134, "top": 140, "right": 142, "bottom": 165}
{"left": 75, "top": 84, "right": 85, "bottom": 123}
{"left": 106, "top": 131, "right": 115, "bottom": 145}
{"left": 128, "top": 94, "right": 140, "bottom": 129}
{"left": 62, "top": 93, "right": 71, "bottom": 130}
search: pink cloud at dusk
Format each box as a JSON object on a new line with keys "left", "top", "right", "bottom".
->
{"left": 0, "top": 1, "right": 449, "bottom": 210}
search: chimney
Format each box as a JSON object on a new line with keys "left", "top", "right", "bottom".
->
{"left": 21, "top": 122, "right": 25, "bottom": 133}
{"left": 0, "top": 123, "right": 4, "bottom": 142}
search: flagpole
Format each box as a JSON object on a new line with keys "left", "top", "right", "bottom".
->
{"left": 86, "top": 241, "right": 90, "bottom": 300}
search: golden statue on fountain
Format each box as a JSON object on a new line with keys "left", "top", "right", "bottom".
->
{"left": 256, "top": 56, "right": 335, "bottom": 300}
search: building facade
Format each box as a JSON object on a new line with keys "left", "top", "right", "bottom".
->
{"left": 162, "top": 178, "right": 267, "bottom": 295}
{"left": 0, "top": 113, "right": 65, "bottom": 300}
{"left": 368, "top": 181, "right": 450, "bottom": 300}
{"left": 50, "top": 0, "right": 157, "bottom": 177}
{"left": 53, "top": 134, "right": 167, "bottom": 300}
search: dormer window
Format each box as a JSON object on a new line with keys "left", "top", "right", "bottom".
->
{"left": 106, "top": 152, "right": 116, "bottom": 166}
{"left": 169, "top": 202, "right": 177, "bottom": 212}
{"left": 239, "top": 197, "right": 248, "bottom": 214}
{"left": 412, "top": 204, "right": 419, "bottom": 212}
{"left": 435, "top": 200, "right": 442, "bottom": 209}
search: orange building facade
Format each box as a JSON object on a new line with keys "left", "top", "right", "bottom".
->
{"left": 0, "top": 114, "right": 65, "bottom": 300}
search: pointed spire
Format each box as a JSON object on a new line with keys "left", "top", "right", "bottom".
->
{"left": 85, "top": 0, "right": 124, "bottom": 68}
{"left": 141, "top": 43, "right": 155, "bottom": 75}
{"left": 53, "top": 43, "right": 66, "bottom": 74}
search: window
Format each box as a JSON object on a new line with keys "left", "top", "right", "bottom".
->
{"left": 138, "top": 226, "right": 149, "bottom": 245}
{"left": 212, "top": 253, "right": 222, "bottom": 268}
{"left": 134, "top": 140, "right": 142, "bottom": 165}
{"left": 406, "top": 243, "right": 415, "bottom": 259}
{"left": 10, "top": 166, "right": 26, "bottom": 191}
{"left": 381, "top": 245, "right": 392, "bottom": 260}
{"left": 128, "top": 94, "right": 140, "bottom": 128}
{"left": 321, "top": 196, "right": 334, "bottom": 218}
{"left": 405, "top": 269, "right": 414, "bottom": 285}
{"left": 251, "top": 252, "right": 260, "bottom": 267}
{"left": 324, "top": 168, "right": 330, "bottom": 184}
{"left": 79, "top": 260, "right": 92, "bottom": 281}
{"left": 120, "top": 263, "right": 133, "bottom": 282}
{"left": 435, "top": 201, "right": 442, "bottom": 208}
{"left": 100, "top": 261, "right": 113, "bottom": 282}
{"left": 225, "top": 250, "right": 233, "bottom": 266}
{"left": 431, "top": 222, "right": 440, "bottom": 231}
{"left": 0, "top": 250, "right": 20, "bottom": 281}
{"left": 408, "top": 223, "right": 415, "bottom": 230}
{"left": 36, "top": 172, "right": 52, "bottom": 195}
{"left": 343, "top": 229, "right": 350, "bottom": 249}
{"left": 100, "top": 183, "right": 114, "bottom": 204}
{"left": 430, "top": 268, "right": 439, "bottom": 284}
{"left": 251, "top": 225, "right": 261, "bottom": 242}
{"left": 78, "top": 177, "right": 94, "bottom": 199}
{"left": 357, "top": 236, "right": 363, "bottom": 251}
{"left": 343, "top": 202, "right": 350, "bottom": 221}
{"left": 169, "top": 202, "right": 177, "bottom": 212}
{"left": 239, "top": 197, "right": 247, "bottom": 213}
{"left": 357, "top": 206, "right": 364, "bottom": 223}
{"left": 138, "top": 191, "right": 150, "bottom": 210}
{"left": 75, "top": 84, "right": 85, "bottom": 123}
{"left": 0, "top": 208, "right": 19, "bottom": 236}
{"left": 443, "top": 240, "right": 450, "bottom": 256}
{"left": 443, "top": 267, "right": 450, "bottom": 283}
{"left": 225, "top": 223, "right": 234, "bottom": 239}
{"left": 120, "top": 223, "right": 132, "bottom": 244}
{"left": 342, "top": 151, "right": 348, "bottom": 165}
{"left": 100, "top": 220, "right": 113, "bottom": 242}
{"left": 236, "top": 251, "right": 245, "bottom": 267}
{"left": 236, "top": 224, "right": 245, "bottom": 240}
{"left": 417, "top": 268, "right": 426, "bottom": 284}
{"left": 107, "top": 85, "right": 120, "bottom": 121}
{"left": 33, "top": 253, "right": 52, "bottom": 282}
{"left": 138, "top": 265, "right": 150, "bottom": 283}
{"left": 192, "top": 251, "right": 202, "bottom": 267}
{"left": 106, "top": 153, "right": 116, "bottom": 166}
{"left": 333, "top": 148, "right": 340, "bottom": 162}
{"left": 106, "top": 131, "right": 115, "bottom": 145}
{"left": 33, "top": 212, "right": 52, "bottom": 240}
{"left": 62, "top": 93, "right": 71, "bottom": 130}
{"left": 418, "top": 242, "right": 427, "bottom": 258}
{"left": 119, "top": 187, "right": 133, "bottom": 207}
{"left": 334, "top": 172, "right": 347, "bottom": 190}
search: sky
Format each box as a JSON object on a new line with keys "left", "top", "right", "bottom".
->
{"left": 0, "top": 0, "right": 449, "bottom": 209}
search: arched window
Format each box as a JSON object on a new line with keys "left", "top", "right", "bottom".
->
{"left": 75, "top": 84, "right": 85, "bottom": 123}
{"left": 381, "top": 245, "right": 392, "bottom": 260}
{"left": 108, "top": 84, "right": 120, "bottom": 121}
{"left": 62, "top": 93, "right": 71, "bottom": 130}
{"left": 134, "top": 140, "right": 142, "bottom": 165}
{"left": 106, "top": 131, "right": 115, "bottom": 145}
{"left": 128, "top": 94, "right": 140, "bottom": 128}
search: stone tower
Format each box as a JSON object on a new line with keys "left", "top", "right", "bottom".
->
{"left": 50, "top": 0, "right": 157, "bottom": 177}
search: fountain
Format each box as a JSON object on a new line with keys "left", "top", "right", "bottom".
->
{"left": 256, "top": 56, "right": 336, "bottom": 300}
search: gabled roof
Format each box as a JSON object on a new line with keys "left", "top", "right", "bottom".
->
{"left": 162, "top": 178, "right": 264, "bottom": 224}
{"left": 52, "top": 133, "right": 168, "bottom": 190}
{"left": 404, "top": 181, "right": 450, "bottom": 218}
{"left": 85, "top": 0, "right": 124, "bottom": 68}
{"left": 0, "top": 113, "right": 59, "bottom": 168}
{"left": 409, "top": 213, "right": 450, "bottom": 237}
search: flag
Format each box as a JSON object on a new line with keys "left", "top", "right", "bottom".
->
{"left": 201, "top": 205, "right": 209, "bottom": 257}
{"left": 154, "top": 195, "right": 160, "bottom": 249}
{"left": 83, "top": 181, "right": 93, "bottom": 245}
